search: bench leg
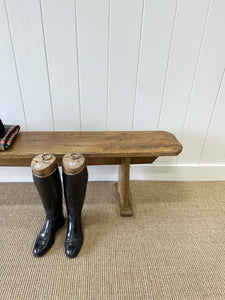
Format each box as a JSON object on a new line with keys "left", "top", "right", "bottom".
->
{"left": 115, "top": 158, "right": 133, "bottom": 217}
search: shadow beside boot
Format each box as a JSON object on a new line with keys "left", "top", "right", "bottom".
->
{"left": 63, "top": 153, "right": 88, "bottom": 258}
{"left": 31, "top": 153, "right": 65, "bottom": 257}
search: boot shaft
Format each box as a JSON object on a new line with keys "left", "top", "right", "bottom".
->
{"left": 31, "top": 153, "right": 63, "bottom": 217}
{"left": 63, "top": 167, "right": 88, "bottom": 213}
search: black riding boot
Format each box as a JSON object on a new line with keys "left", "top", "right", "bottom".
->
{"left": 31, "top": 153, "right": 65, "bottom": 257}
{"left": 62, "top": 153, "right": 88, "bottom": 258}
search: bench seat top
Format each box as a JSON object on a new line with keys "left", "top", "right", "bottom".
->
{"left": 0, "top": 131, "right": 182, "bottom": 166}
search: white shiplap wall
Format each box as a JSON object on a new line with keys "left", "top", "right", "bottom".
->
{"left": 1, "top": 0, "right": 225, "bottom": 181}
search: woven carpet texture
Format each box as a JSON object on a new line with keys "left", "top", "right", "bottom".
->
{"left": 1, "top": 181, "right": 225, "bottom": 300}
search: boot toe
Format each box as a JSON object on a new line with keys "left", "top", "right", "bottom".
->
{"left": 65, "top": 237, "right": 83, "bottom": 258}
{"left": 33, "top": 245, "right": 45, "bottom": 257}
{"left": 33, "top": 243, "right": 48, "bottom": 257}
{"left": 33, "top": 233, "right": 55, "bottom": 257}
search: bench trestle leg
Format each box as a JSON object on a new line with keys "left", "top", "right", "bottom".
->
{"left": 115, "top": 158, "right": 133, "bottom": 217}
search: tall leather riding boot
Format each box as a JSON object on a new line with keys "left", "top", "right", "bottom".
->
{"left": 62, "top": 153, "right": 88, "bottom": 258}
{"left": 31, "top": 153, "right": 65, "bottom": 257}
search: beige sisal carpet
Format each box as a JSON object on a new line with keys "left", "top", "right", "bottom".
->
{"left": 0, "top": 181, "right": 225, "bottom": 300}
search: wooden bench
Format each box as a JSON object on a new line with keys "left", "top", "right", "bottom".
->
{"left": 0, "top": 131, "right": 182, "bottom": 216}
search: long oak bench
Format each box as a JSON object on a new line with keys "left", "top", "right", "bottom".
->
{"left": 0, "top": 131, "right": 182, "bottom": 216}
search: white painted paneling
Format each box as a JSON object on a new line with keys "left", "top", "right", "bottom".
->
{"left": 178, "top": 0, "right": 225, "bottom": 164}
{"left": 108, "top": 0, "right": 143, "bottom": 130}
{"left": 133, "top": 0, "right": 177, "bottom": 131}
{"left": 1, "top": 0, "right": 225, "bottom": 181}
{"left": 200, "top": 71, "right": 225, "bottom": 164}
{"left": 158, "top": 0, "right": 210, "bottom": 136}
{"left": 5, "top": 0, "right": 54, "bottom": 130}
{"left": 0, "top": 0, "right": 26, "bottom": 130}
{"left": 157, "top": 0, "right": 210, "bottom": 165}
{"left": 76, "top": 0, "right": 109, "bottom": 130}
{"left": 40, "top": 0, "right": 81, "bottom": 131}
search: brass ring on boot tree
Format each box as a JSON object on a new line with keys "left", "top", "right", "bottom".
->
{"left": 63, "top": 153, "right": 85, "bottom": 175}
{"left": 71, "top": 153, "right": 81, "bottom": 160}
{"left": 31, "top": 153, "right": 58, "bottom": 178}
{"left": 41, "top": 153, "right": 52, "bottom": 161}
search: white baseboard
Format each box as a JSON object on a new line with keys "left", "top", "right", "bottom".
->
{"left": 130, "top": 165, "right": 225, "bottom": 181}
{"left": 0, "top": 165, "right": 225, "bottom": 182}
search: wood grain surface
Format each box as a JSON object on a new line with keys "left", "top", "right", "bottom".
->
{"left": 0, "top": 131, "right": 182, "bottom": 166}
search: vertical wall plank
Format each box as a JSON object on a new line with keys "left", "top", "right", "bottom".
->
{"left": 156, "top": 0, "right": 210, "bottom": 165}
{"left": 108, "top": 0, "right": 143, "bottom": 131}
{"left": 200, "top": 71, "right": 225, "bottom": 164}
{"left": 0, "top": 0, "right": 26, "bottom": 129}
{"left": 76, "top": 0, "right": 109, "bottom": 131}
{"left": 158, "top": 0, "right": 210, "bottom": 136}
{"left": 40, "top": 0, "right": 81, "bottom": 131}
{"left": 133, "top": 0, "right": 177, "bottom": 130}
{"left": 5, "top": 0, "right": 54, "bottom": 130}
{"left": 178, "top": 0, "right": 225, "bottom": 164}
